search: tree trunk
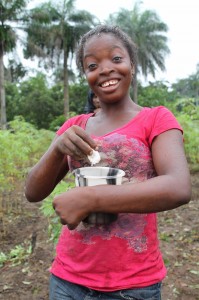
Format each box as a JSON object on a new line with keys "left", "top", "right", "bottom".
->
{"left": 63, "top": 49, "right": 69, "bottom": 119}
{"left": 0, "top": 45, "right": 7, "bottom": 129}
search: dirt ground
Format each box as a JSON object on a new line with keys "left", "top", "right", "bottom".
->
{"left": 0, "top": 172, "right": 198, "bottom": 300}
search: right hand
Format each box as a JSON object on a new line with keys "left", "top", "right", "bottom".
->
{"left": 53, "top": 186, "right": 92, "bottom": 230}
{"left": 53, "top": 187, "right": 118, "bottom": 230}
{"left": 54, "top": 125, "right": 98, "bottom": 160}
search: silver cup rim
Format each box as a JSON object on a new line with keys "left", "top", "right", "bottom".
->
{"left": 72, "top": 167, "right": 125, "bottom": 179}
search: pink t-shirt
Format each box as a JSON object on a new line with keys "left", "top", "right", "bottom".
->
{"left": 51, "top": 106, "right": 182, "bottom": 291}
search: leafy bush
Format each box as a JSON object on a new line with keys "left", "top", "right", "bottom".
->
{"left": 0, "top": 241, "right": 32, "bottom": 267}
{"left": 0, "top": 116, "right": 53, "bottom": 192}
{"left": 40, "top": 175, "right": 75, "bottom": 244}
{"left": 177, "top": 114, "right": 199, "bottom": 168}
{"left": 166, "top": 98, "right": 199, "bottom": 169}
{"left": 175, "top": 98, "right": 199, "bottom": 120}
{"left": 138, "top": 81, "right": 176, "bottom": 107}
{"left": 49, "top": 115, "right": 66, "bottom": 132}
{"left": 49, "top": 111, "right": 77, "bottom": 132}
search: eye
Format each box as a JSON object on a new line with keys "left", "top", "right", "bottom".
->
{"left": 88, "top": 63, "right": 97, "bottom": 71}
{"left": 113, "top": 56, "right": 122, "bottom": 63}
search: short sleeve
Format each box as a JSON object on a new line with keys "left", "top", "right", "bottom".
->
{"left": 56, "top": 114, "right": 92, "bottom": 136}
{"left": 148, "top": 106, "right": 183, "bottom": 145}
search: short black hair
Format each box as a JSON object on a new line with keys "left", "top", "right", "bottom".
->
{"left": 76, "top": 24, "right": 138, "bottom": 75}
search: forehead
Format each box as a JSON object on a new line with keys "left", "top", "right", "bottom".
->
{"left": 83, "top": 33, "right": 127, "bottom": 56}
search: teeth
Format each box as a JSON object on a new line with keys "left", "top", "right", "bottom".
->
{"left": 101, "top": 80, "right": 118, "bottom": 87}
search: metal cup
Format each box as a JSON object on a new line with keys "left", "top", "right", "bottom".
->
{"left": 73, "top": 167, "right": 125, "bottom": 225}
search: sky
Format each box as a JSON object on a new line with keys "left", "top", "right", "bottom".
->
{"left": 26, "top": 0, "right": 199, "bottom": 85}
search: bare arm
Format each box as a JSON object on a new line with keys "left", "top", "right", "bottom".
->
{"left": 93, "top": 129, "right": 191, "bottom": 213}
{"left": 53, "top": 129, "right": 192, "bottom": 229}
{"left": 25, "top": 125, "right": 98, "bottom": 202}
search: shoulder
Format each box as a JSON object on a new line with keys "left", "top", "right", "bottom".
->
{"left": 56, "top": 113, "right": 93, "bottom": 135}
{"left": 140, "top": 106, "right": 180, "bottom": 124}
{"left": 142, "top": 105, "right": 172, "bottom": 115}
{"left": 143, "top": 106, "right": 183, "bottom": 145}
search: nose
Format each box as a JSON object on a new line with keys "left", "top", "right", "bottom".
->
{"left": 99, "top": 61, "right": 114, "bottom": 75}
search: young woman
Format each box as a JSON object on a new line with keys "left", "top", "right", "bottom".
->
{"left": 25, "top": 25, "right": 191, "bottom": 300}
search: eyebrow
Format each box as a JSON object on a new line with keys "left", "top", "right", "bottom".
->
{"left": 84, "top": 45, "right": 124, "bottom": 60}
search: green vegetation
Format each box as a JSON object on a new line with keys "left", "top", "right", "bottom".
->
{"left": 5, "top": 74, "right": 89, "bottom": 129}
{"left": 40, "top": 177, "right": 75, "bottom": 244}
{"left": 166, "top": 98, "right": 199, "bottom": 168}
{"left": 0, "top": 241, "right": 32, "bottom": 267}
{"left": 24, "top": 0, "right": 97, "bottom": 118}
{"left": 0, "top": 116, "right": 53, "bottom": 192}
{"left": 0, "top": 0, "right": 28, "bottom": 129}
{"left": 176, "top": 113, "right": 199, "bottom": 169}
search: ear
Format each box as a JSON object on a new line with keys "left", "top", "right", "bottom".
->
{"left": 131, "top": 63, "right": 135, "bottom": 76}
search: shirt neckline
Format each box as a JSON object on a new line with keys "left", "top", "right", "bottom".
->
{"left": 83, "top": 107, "right": 148, "bottom": 138}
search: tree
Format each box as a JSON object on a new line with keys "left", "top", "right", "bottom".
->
{"left": 69, "top": 77, "right": 89, "bottom": 114}
{"left": 0, "top": 0, "right": 27, "bottom": 129}
{"left": 4, "top": 59, "right": 27, "bottom": 82}
{"left": 107, "top": 2, "right": 170, "bottom": 102}
{"left": 17, "top": 73, "right": 63, "bottom": 129}
{"left": 6, "top": 73, "right": 89, "bottom": 129}
{"left": 137, "top": 80, "right": 176, "bottom": 107}
{"left": 5, "top": 81, "right": 20, "bottom": 121}
{"left": 172, "top": 63, "right": 199, "bottom": 100}
{"left": 24, "top": 0, "right": 98, "bottom": 118}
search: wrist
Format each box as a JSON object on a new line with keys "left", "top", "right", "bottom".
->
{"left": 50, "top": 141, "right": 66, "bottom": 160}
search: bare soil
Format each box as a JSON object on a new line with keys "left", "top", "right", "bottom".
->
{"left": 0, "top": 173, "right": 198, "bottom": 300}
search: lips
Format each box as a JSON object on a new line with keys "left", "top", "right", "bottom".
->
{"left": 100, "top": 79, "right": 119, "bottom": 88}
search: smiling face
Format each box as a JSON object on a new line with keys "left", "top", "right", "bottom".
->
{"left": 82, "top": 33, "right": 134, "bottom": 104}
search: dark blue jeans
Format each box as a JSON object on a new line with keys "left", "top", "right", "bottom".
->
{"left": 49, "top": 274, "right": 162, "bottom": 300}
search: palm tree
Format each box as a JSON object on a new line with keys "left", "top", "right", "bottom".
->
{"left": 107, "top": 2, "right": 170, "bottom": 102}
{"left": 0, "top": 0, "right": 27, "bottom": 129}
{"left": 24, "top": 0, "right": 98, "bottom": 118}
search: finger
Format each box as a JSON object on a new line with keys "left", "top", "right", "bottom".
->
{"left": 57, "top": 132, "right": 86, "bottom": 159}
{"left": 60, "top": 217, "right": 68, "bottom": 225}
{"left": 69, "top": 126, "right": 97, "bottom": 154}
{"left": 67, "top": 223, "right": 78, "bottom": 230}
{"left": 60, "top": 138, "right": 86, "bottom": 158}
{"left": 60, "top": 217, "right": 79, "bottom": 230}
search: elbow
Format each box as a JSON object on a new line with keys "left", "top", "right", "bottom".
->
{"left": 174, "top": 184, "right": 192, "bottom": 207}
{"left": 177, "top": 193, "right": 191, "bottom": 207}
{"left": 166, "top": 173, "right": 192, "bottom": 208}
{"left": 24, "top": 179, "right": 54, "bottom": 203}
{"left": 182, "top": 187, "right": 192, "bottom": 204}
{"left": 24, "top": 185, "right": 42, "bottom": 203}
{"left": 25, "top": 191, "right": 38, "bottom": 203}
